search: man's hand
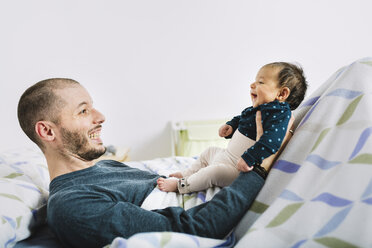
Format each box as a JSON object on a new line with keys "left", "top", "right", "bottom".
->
{"left": 237, "top": 111, "right": 264, "bottom": 172}
{"left": 237, "top": 158, "right": 253, "bottom": 172}
{"left": 219, "top": 124, "right": 233, "bottom": 137}
{"left": 258, "top": 112, "right": 296, "bottom": 172}
{"left": 255, "top": 110, "right": 263, "bottom": 141}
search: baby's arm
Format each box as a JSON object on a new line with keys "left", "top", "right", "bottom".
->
{"left": 239, "top": 106, "right": 292, "bottom": 170}
{"left": 219, "top": 124, "right": 233, "bottom": 137}
{"left": 237, "top": 111, "right": 294, "bottom": 172}
{"left": 260, "top": 116, "right": 294, "bottom": 172}
{"left": 223, "top": 114, "right": 241, "bottom": 139}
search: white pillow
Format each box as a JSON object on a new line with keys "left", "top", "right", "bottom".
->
{"left": 0, "top": 148, "right": 49, "bottom": 247}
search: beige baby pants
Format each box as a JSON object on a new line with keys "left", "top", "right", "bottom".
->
{"left": 178, "top": 130, "right": 255, "bottom": 194}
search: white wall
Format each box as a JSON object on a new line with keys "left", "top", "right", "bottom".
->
{"left": 1, "top": 0, "right": 371, "bottom": 160}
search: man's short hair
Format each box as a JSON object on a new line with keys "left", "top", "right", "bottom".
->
{"left": 17, "top": 78, "right": 79, "bottom": 149}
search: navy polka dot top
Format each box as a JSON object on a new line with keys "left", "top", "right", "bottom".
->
{"left": 226, "top": 100, "right": 291, "bottom": 167}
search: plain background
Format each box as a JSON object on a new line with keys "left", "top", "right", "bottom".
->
{"left": 1, "top": 0, "right": 371, "bottom": 160}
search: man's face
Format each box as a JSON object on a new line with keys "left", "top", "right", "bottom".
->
{"left": 55, "top": 85, "right": 106, "bottom": 161}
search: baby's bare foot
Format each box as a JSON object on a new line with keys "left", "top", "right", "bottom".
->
{"left": 169, "top": 172, "right": 183, "bottom": 178}
{"left": 157, "top": 177, "right": 178, "bottom": 192}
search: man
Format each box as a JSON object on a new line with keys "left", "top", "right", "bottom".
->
{"left": 18, "top": 78, "right": 291, "bottom": 247}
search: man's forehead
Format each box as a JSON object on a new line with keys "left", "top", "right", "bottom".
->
{"left": 56, "top": 85, "right": 93, "bottom": 109}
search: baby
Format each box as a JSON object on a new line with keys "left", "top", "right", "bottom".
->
{"left": 158, "top": 62, "right": 307, "bottom": 193}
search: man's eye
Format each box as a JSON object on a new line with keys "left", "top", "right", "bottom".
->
{"left": 80, "top": 109, "right": 88, "bottom": 114}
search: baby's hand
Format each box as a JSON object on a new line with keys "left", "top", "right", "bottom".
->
{"left": 237, "top": 158, "right": 254, "bottom": 172}
{"left": 219, "top": 124, "right": 233, "bottom": 137}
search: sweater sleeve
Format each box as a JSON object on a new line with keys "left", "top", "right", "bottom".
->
{"left": 241, "top": 104, "right": 291, "bottom": 166}
{"left": 48, "top": 187, "right": 172, "bottom": 248}
{"left": 225, "top": 115, "right": 241, "bottom": 139}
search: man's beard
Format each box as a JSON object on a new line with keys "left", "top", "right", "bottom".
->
{"left": 60, "top": 127, "right": 106, "bottom": 161}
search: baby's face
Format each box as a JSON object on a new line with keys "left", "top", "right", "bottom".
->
{"left": 250, "top": 66, "right": 281, "bottom": 108}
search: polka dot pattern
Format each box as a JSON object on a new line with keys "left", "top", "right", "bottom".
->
{"left": 226, "top": 100, "right": 291, "bottom": 166}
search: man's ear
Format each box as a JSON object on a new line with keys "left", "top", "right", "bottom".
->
{"left": 35, "top": 121, "right": 56, "bottom": 143}
{"left": 277, "top": 87, "right": 290, "bottom": 101}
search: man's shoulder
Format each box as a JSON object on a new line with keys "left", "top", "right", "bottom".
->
{"left": 49, "top": 161, "right": 129, "bottom": 191}
{"left": 96, "top": 159, "right": 129, "bottom": 167}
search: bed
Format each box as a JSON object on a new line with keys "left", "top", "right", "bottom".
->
{"left": 2, "top": 57, "right": 372, "bottom": 247}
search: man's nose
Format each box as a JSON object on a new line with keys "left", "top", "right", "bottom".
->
{"left": 93, "top": 109, "right": 105, "bottom": 124}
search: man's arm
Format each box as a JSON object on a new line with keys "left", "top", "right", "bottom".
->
{"left": 259, "top": 114, "right": 294, "bottom": 172}
{"left": 237, "top": 110, "right": 294, "bottom": 172}
{"left": 49, "top": 169, "right": 265, "bottom": 248}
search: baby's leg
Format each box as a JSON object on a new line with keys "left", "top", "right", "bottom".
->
{"left": 159, "top": 147, "right": 228, "bottom": 193}
{"left": 157, "top": 177, "right": 178, "bottom": 192}
{"left": 179, "top": 163, "right": 239, "bottom": 194}
{"left": 169, "top": 172, "right": 183, "bottom": 178}
{"left": 182, "top": 147, "right": 224, "bottom": 177}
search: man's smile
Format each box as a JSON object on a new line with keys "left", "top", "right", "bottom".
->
{"left": 88, "top": 125, "right": 103, "bottom": 143}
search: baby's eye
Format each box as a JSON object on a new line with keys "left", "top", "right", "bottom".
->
{"left": 259, "top": 81, "right": 264, "bottom": 84}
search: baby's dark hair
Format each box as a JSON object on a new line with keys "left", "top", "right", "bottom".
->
{"left": 265, "top": 62, "right": 308, "bottom": 110}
